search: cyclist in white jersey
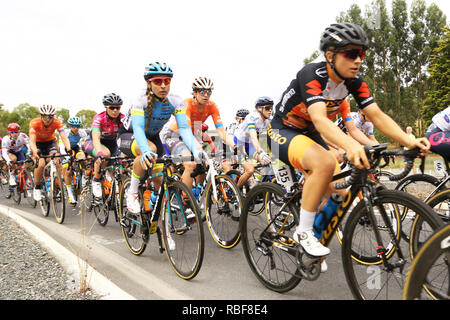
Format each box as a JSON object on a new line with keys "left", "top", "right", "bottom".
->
{"left": 221, "top": 108, "right": 249, "bottom": 174}
{"left": 232, "top": 97, "right": 272, "bottom": 188}
{"left": 2, "top": 123, "right": 30, "bottom": 187}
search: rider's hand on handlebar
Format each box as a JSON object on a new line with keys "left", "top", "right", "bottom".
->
{"left": 140, "top": 150, "right": 157, "bottom": 170}
{"left": 345, "top": 143, "right": 370, "bottom": 170}
{"left": 406, "top": 138, "right": 430, "bottom": 157}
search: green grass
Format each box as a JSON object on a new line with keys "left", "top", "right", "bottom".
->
{"left": 383, "top": 152, "right": 443, "bottom": 172}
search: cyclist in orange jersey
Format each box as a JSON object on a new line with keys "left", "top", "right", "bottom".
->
{"left": 29, "top": 105, "right": 72, "bottom": 201}
{"left": 162, "top": 77, "right": 238, "bottom": 189}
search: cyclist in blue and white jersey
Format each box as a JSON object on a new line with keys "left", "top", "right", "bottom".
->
{"left": 232, "top": 97, "right": 273, "bottom": 188}
{"left": 117, "top": 61, "right": 205, "bottom": 213}
{"left": 2, "top": 123, "right": 30, "bottom": 187}
{"left": 59, "top": 116, "right": 89, "bottom": 204}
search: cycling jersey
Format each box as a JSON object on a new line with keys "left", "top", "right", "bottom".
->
{"left": 431, "top": 106, "right": 450, "bottom": 132}
{"left": 29, "top": 118, "right": 65, "bottom": 143}
{"left": 58, "top": 128, "right": 89, "bottom": 154}
{"left": 2, "top": 133, "right": 29, "bottom": 162}
{"left": 91, "top": 111, "right": 125, "bottom": 141}
{"left": 125, "top": 91, "right": 200, "bottom": 157}
{"left": 335, "top": 111, "right": 374, "bottom": 135}
{"left": 168, "top": 98, "right": 224, "bottom": 136}
{"left": 234, "top": 111, "right": 272, "bottom": 143}
{"left": 271, "top": 61, "right": 374, "bottom": 133}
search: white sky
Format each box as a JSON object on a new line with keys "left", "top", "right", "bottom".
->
{"left": 0, "top": 0, "right": 448, "bottom": 127}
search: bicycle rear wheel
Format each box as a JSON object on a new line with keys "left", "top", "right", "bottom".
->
{"left": 161, "top": 179, "right": 204, "bottom": 280}
{"left": 426, "top": 188, "right": 450, "bottom": 224}
{"left": 342, "top": 189, "right": 445, "bottom": 300}
{"left": 205, "top": 174, "right": 243, "bottom": 249}
{"left": 118, "top": 178, "right": 147, "bottom": 255}
{"left": 93, "top": 176, "right": 110, "bottom": 226}
{"left": 403, "top": 224, "right": 450, "bottom": 300}
{"left": 241, "top": 182, "right": 302, "bottom": 293}
{"left": 51, "top": 170, "right": 65, "bottom": 224}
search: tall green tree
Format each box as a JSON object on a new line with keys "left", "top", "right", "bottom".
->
{"left": 76, "top": 109, "right": 97, "bottom": 129}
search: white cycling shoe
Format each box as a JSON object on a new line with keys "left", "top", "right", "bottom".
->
{"left": 92, "top": 181, "right": 102, "bottom": 198}
{"left": 126, "top": 190, "right": 140, "bottom": 214}
{"left": 293, "top": 230, "right": 330, "bottom": 257}
{"left": 33, "top": 188, "right": 42, "bottom": 202}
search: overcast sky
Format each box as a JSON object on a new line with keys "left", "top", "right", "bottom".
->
{"left": 0, "top": 0, "right": 448, "bottom": 127}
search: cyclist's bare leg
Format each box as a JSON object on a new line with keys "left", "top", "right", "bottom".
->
{"left": 180, "top": 149, "right": 196, "bottom": 189}
{"left": 237, "top": 159, "right": 254, "bottom": 188}
{"left": 94, "top": 146, "right": 110, "bottom": 180}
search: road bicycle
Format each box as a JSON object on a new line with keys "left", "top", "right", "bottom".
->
{"left": 189, "top": 154, "right": 243, "bottom": 249}
{"left": 118, "top": 154, "right": 204, "bottom": 280}
{"left": 240, "top": 144, "right": 445, "bottom": 299}
{"left": 403, "top": 223, "right": 450, "bottom": 300}
{"left": 37, "top": 154, "right": 67, "bottom": 224}
{"left": 9, "top": 159, "right": 36, "bottom": 208}
{"left": 91, "top": 155, "right": 133, "bottom": 226}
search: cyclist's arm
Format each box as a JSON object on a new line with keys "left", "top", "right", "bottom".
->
{"left": 363, "top": 103, "right": 430, "bottom": 154}
{"left": 216, "top": 126, "right": 235, "bottom": 148}
{"left": 247, "top": 127, "right": 263, "bottom": 154}
{"left": 309, "top": 101, "right": 369, "bottom": 169}
{"left": 344, "top": 120, "right": 376, "bottom": 146}
{"left": 29, "top": 134, "right": 38, "bottom": 157}
{"left": 1, "top": 140, "right": 11, "bottom": 163}
{"left": 130, "top": 108, "right": 152, "bottom": 156}
{"left": 58, "top": 130, "right": 71, "bottom": 154}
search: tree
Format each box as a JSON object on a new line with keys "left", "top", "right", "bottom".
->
{"left": 76, "top": 109, "right": 97, "bottom": 129}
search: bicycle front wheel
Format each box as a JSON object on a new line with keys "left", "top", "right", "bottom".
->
{"left": 426, "top": 188, "right": 450, "bottom": 224}
{"left": 205, "top": 174, "right": 243, "bottom": 249}
{"left": 342, "top": 189, "right": 445, "bottom": 300}
{"left": 93, "top": 176, "right": 110, "bottom": 226}
{"left": 241, "top": 182, "right": 302, "bottom": 293}
{"left": 51, "top": 171, "right": 65, "bottom": 224}
{"left": 403, "top": 224, "right": 450, "bottom": 300}
{"left": 23, "top": 170, "right": 37, "bottom": 208}
{"left": 161, "top": 179, "right": 204, "bottom": 280}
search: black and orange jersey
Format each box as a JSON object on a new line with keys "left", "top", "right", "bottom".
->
{"left": 271, "top": 61, "right": 374, "bottom": 132}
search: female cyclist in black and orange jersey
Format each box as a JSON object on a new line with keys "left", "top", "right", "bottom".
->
{"left": 268, "top": 23, "right": 430, "bottom": 258}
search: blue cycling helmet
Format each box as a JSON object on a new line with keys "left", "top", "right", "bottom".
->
{"left": 68, "top": 116, "right": 82, "bottom": 126}
{"left": 144, "top": 62, "right": 173, "bottom": 81}
{"left": 255, "top": 96, "right": 274, "bottom": 108}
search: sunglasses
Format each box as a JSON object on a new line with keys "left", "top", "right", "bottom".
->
{"left": 107, "top": 106, "right": 121, "bottom": 111}
{"left": 10, "top": 131, "right": 19, "bottom": 134}
{"left": 263, "top": 106, "right": 273, "bottom": 111}
{"left": 196, "top": 89, "right": 212, "bottom": 95}
{"left": 71, "top": 125, "right": 81, "bottom": 129}
{"left": 41, "top": 115, "right": 54, "bottom": 119}
{"left": 150, "top": 77, "right": 172, "bottom": 86}
{"left": 337, "top": 48, "right": 366, "bottom": 60}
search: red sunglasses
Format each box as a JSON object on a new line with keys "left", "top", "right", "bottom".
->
{"left": 337, "top": 48, "right": 366, "bottom": 61}
{"left": 150, "top": 77, "right": 172, "bottom": 86}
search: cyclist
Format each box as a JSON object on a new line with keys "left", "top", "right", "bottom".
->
{"left": 29, "top": 105, "right": 73, "bottom": 201}
{"left": 59, "top": 116, "right": 89, "bottom": 204}
{"left": 2, "top": 123, "right": 30, "bottom": 187}
{"left": 83, "top": 93, "right": 125, "bottom": 198}
{"left": 232, "top": 97, "right": 273, "bottom": 188}
{"left": 221, "top": 108, "right": 249, "bottom": 174}
{"left": 161, "top": 76, "right": 237, "bottom": 190}
{"left": 267, "top": 22, "right": 430, "bottom": 258}
{"left": 426, "top": 106, "right": 450, "bottom": 161}
{"left": 117, "top": 62, "right": 205, "bottom": 214}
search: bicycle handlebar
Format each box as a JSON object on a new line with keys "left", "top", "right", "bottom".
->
{"left": 334, "top": 144, "right": 420, "bottom": 189}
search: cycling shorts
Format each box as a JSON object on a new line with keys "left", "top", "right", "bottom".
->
{"left": 426, "top": 123, "right": 450, "bottom": 161}
{"left": 162, "top": 132, "right": 190, "bottom": 156}
{"left": 267, "top": 124, "right": 338, "bottom": 171}
{"left": 118, "top": 132, "right": 165, "bottom": 158}
{"left": 36, "top": 140, "right": 58, "bottom": 156}
{"left": 82, "top": 138, "right": 120, "bottom": 157}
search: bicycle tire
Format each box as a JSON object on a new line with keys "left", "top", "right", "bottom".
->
{"left": 161, "top": 179, "right": 204, "bottom": 280}
{"left": 11, "top": 182, "right": 21, "bottom": 204}
{"left": 425, "top": 188, "right": 450, "bottom": 224}
{"left": 93, "top": 176, "right": 110, "bottom": 226}
{"left": 395, "top": 173, "right": 442, "bottom": 202}
{"left": 373, "top": 170, "right": 395, "bottom": 189}
{"left": 241, "top": 182, "right": 302, "bottom": 293}
{"left": 204, "top": 174, "right": 243, "bottom": 249}
{"left": 403, "top": 224, "right": 450, "bottom": 300}
{"left": 23, "top": 170, "right": 37, "bottom": 208}
{"left": 51, "top": 170, "right": 66, "bottom": 224}
{"left": 118, "top": 178, "right": 147, "bottom": 255}
{"left": 342, "top": 189, "right": 445, "bottom": 300}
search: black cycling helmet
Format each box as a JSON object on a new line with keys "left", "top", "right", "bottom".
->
{"left": 255, "top": 96, "right": 274, "bottom": 108}
{"left": 320, "top": 22, "right": 369, "bottom": 52}
{"left": 236, "top": 108, "right": 250, "bottom": 118}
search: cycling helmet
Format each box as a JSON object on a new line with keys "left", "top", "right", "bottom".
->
{"left": 144, "top": 62, "right": 173, "bottom": 81}
{"left": 201, "top": 123, "right": 209, "bottom": 132}
{"left": 320, "top": 22, "right": 369, "bottom": 52}
{"left": 68, "top": 116, "right": 82, "bottom": 126}
{"left": 102, "top": 93, "right": 123, "bottom": 106}
{"left": 255, "top": 96, "right": 274, "bottom": 108}
{"left": 39, "top": 105, "right": 56, "bottom": 115}
{"left": 192, "top": 77, "right": 214, "bottom": 91}
{"left": 236, "top": 108, "right": 250, "bottom": 118}
{"left": 7, "top": 123, "right": 20, "bottom": 132}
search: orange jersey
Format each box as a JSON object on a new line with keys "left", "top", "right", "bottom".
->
{"left": 29, "top": 118, "right": 65, "bottom": 143}
{"left": 169, "top": 98, "right": 223, "bottom": 135}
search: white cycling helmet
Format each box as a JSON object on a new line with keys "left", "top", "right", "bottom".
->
{"left": 39, "top": 105, "right": 56, "bottom": 115}
{"left": 192, "top": 77, "right": 214, "bottom": 91}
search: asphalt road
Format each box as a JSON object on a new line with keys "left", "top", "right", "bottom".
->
{"left": 0, "top": 191, "right": 354, "bottom": 301}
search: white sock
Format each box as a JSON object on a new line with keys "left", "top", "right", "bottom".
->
{"left": 296, "top": 208, "right": 316, "bottom": 234}
{"left": 129, "top": 174, "right": 140, "bottom": 194}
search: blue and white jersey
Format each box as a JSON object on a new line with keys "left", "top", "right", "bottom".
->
{"left": 234, "top": 111, "right": 272, "bottom": 143}
{"left": 432, "top": 106, "right": 450, "bottom": 132}
{"left": 335, "top": 112, "right": 374, "bottom": 135}
{"left": 58, "top": 128, "right": 89, "bottom": 153}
